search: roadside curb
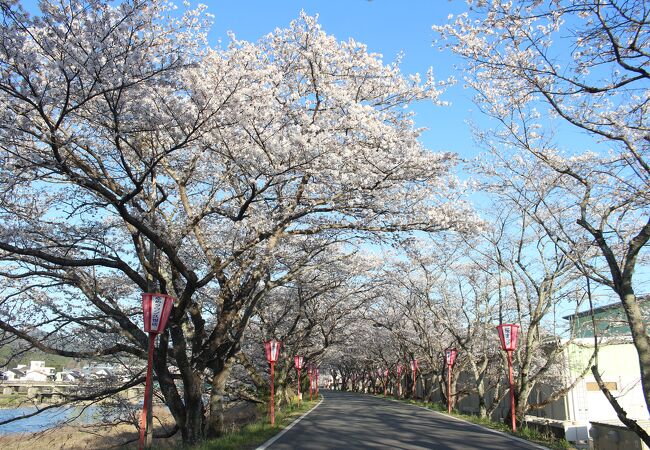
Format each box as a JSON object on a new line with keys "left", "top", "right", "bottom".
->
{"left": 380, "top": 396, "right": 550, "bottom": 450}
{"left": 255, "top": 397, "right": 324, "bottom": 450}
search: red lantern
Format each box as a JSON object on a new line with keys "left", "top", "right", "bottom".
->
{"left": 141, "top": 293, "right": 175, "bottom": 334}
{"left": 445, "top": 348, "right": 458, "bottom": 367}
{"left": 264, "top": 340, "right": 281, "bottom": 426}
{"left": 444, "top": 348, "right": 458, "bottom": 414}
{"left": 496, "top": 323, "right": 520, "bottom": 433}
{"left": 294, "top": 356, "right": 304, "bottom": 404}
{"left": 264, "top": 340, "right": 281, "bottom": 363}
{"left": 410, "top": 359, "right": 418, "bottom": 399}
{"left": 496, "top": 323, "right": 520, "bottom": 351}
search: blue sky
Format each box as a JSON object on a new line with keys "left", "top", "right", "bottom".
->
{"left": 204, "top": 0, "right": 478, "bottom": 160}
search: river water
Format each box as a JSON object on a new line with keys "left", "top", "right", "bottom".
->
{"left": 0, "top": 406, "right": 100, "bottom": 434}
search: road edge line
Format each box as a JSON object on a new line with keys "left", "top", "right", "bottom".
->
{"left": 380, "top": 396, "right": 550, "bottom": 450}
{"left": 255, "top": 397, "right": 324, "bottom": 450}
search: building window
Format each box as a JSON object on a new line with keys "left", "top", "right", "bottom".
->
{"left": 586, "top": 382, "right": 617, "bottom": 391}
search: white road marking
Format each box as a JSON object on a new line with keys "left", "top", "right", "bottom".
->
{"left": 255, "top": 397, "right": 325, "bottom": 450}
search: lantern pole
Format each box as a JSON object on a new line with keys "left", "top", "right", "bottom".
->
{"left": 410, "top": 360, "right": 418, "bottom": 400}
{"left": 264, "top": 340, "right": 281, "bottom": 426}
{"left": 297, "top": 366, "right": 302, "bottom": 404}
{"left": 308, "top": 365, "right": 313, "bottom": 400}
{"left": 507, "top": 350, "right": 516, "bottom": 432}
{"left": 138, "top": 293, "right": 175, "bottom": 450}
{"left": 270, "top": 360, "right": 276, "bottom": 426}
{"left": 138, "top": 333, "right": 156, "bottom": 450}
{"left": 294, "top": 356, "right": 303, "bottom": 406}
{"left": 445, "top": 348, "right": 457, "bottom": 414}
{"left": 447, "top": 364, "right": 452, "bottom": 413}
{"left": 496, "top": 323, "right": 520, "bottom": 432}
{"left": 397, "top": 365, "right": 402, "bottom": 399}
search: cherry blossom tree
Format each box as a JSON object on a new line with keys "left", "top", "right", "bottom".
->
{"left": 372, "top": 230, "right": 586, "bottom": 421}
{"left": 434, "top": 0, "right": 649, "bottom": 440}
{"left": 242, "top": 247, "right": 377, "bottom": 406}
{"left": 0, "top": 0, "right": 477, "bottom": 444}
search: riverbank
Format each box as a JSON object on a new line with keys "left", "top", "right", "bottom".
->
{"left": 0, "top": 394, "right": 23, "bottom": 408}
{"left": 0, "top": 406, "right": 177, "bottom": 449}
{"left": 0, "top": 400, "right": 318, "bottom": 450}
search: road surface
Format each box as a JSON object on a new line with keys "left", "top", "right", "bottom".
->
{"left": 263, "top": 390, "right": 547, "bottom": 450}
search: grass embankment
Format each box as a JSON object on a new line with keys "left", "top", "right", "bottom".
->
{"left": 0, "top": 406, "right": 177, "bottom": 450}
{"left": 0, "top": 394, "right": 23, "bottom": 407}
{"left": 377, "top": 395, "right": 573, "bottom": 450}
{"left": 0, "top": 400, "right": 318, "bottom": 450}
{"left": 188, "top": 398, "right": 319, "bottom": 450}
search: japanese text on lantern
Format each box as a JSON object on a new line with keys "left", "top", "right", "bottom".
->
{"left": 503, "top": 326, "right": 511, "bottom": 348}
{"left": 150, "top": 295, "right": 165, "bottom": 331}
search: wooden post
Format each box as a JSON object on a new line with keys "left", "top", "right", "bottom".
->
{"left": 138, "top": 333, "right": 155, "bottom": 450}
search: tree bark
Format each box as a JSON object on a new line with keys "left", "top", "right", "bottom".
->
{"left": 205, "top": 361, "right": 234, "bottom": 439}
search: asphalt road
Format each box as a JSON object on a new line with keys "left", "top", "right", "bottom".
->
{"left": 262, "top": 390, "right": 547, "bottom": 450}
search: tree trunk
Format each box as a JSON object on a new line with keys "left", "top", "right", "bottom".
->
{"left": 620, "top": 291, "right": 650, "bottom": 418}
{"left": 517, "top": 379, "right": 534, "bottom": 426}
{"left": 579, "top": 212, "right": 650, "bottom": 420}
{"left": 476, "top": 377, "right": 487, "bottom": 418}
{"left": 183, "top": 374, "right": 205, "bottom": 444}
{"left": 205, "top": 362, "right": 234, "bottom": 439}
{"left": 155, "top": 353, "right": 187, "bottom": 440}
{"left": 169, "top": 327, "right": 206, "bottom": 445}
{"left": 275, "top": 370, "right": 292, "bottom": 407}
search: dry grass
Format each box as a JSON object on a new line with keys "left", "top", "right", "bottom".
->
{"left": 0, "top": 401, "right": 265, "bottom": 449}
{"left": 0, "top": 407, "right": 180, "bottom": 450}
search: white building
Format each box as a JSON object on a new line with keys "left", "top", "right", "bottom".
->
{"left": 55, "top": 370, "right": 81, "bottom": 382}
{"left": 3, "top": 369, "right": 25, "bottom": 381}
{"left": 2, "top": 361, "right": 56, "bottom": 382}
{"left": 527, "top": 301, "right": 649, "bottom": 444}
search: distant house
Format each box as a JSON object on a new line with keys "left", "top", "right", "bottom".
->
{"left": 0, "top": 361, "right": 57, "bottom": 382}
{"left": 83, "top": 364, "right": 116, "bottom": 379}
{"left": 55, "top": 370, "right": 81, "bottom": 382}
{"left": 22, "top": 361, "right": 56, "bottom": 382}
{"left": 90, "top": 368, "right": 112, "bottom": 378}
{"left": 5, "top": 369, "right": 25, "bottom": 381}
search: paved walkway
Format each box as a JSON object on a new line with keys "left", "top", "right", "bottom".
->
{"left": 262, "top": 390, "right": 547, "bottom": 450}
